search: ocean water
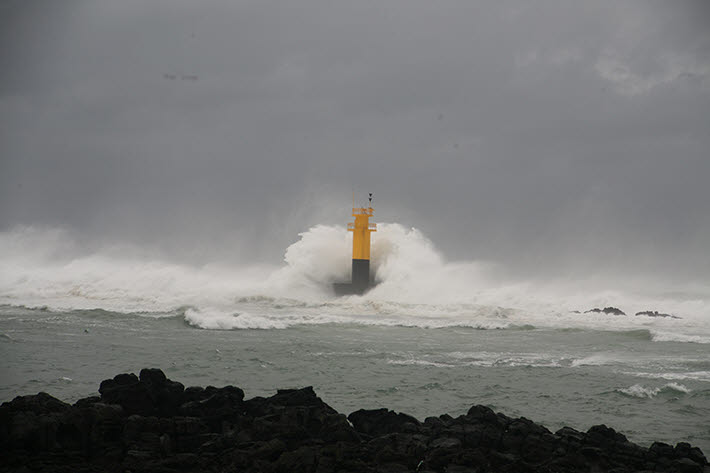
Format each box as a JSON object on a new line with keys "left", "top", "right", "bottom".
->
{"left": 1, "top": 224, "right": 709, "bottom": 453}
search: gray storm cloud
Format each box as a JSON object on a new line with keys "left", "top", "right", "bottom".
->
{"left": 1, "top": 0, "right": 709, "bottom": 280}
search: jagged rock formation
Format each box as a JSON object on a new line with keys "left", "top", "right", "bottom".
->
{"left": 584, "top": 307, "right": 626, "bottom": 316}
{"left": 636, "top": 310, "right": 679, "bottom": 319}
{"left": 1, "top": 369, "right": 707, "bottom": 472}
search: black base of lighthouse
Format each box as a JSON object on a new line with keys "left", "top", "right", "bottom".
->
{"left": 351, "top": 259, "right": 370, "bottom": 291}
{"left": 333, "top": 259, "right": 373, "bottom": 296}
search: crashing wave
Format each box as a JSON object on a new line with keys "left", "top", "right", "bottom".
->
{"left": 617, "top": 383, "right": 691, "bottom": 398}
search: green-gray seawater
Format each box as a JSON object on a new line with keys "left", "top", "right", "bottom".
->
{"left": 2, "top": 224, "right": 709, "bottom": 453}
{"left": 2, "top": 304, "right": 709, "bottom": 453}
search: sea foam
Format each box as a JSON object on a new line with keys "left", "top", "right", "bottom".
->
{"left": 650, "top": 331, "right": 710, "bottom": 344}
{"left": 617, "top": 383, "right": 691, "bottom": 398}
{"left": 1, "top": 224, "right": 709, "bottom": 337}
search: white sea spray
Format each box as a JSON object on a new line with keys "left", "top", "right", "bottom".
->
{"left": 1, "top": 224, "right": 709, "bottom": 339}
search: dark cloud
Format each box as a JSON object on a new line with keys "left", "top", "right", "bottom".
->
{"left": 1, "top": 0, "right": 709, "bottom": 279}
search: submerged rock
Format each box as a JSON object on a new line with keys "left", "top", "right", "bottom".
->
{"left": 584, "top": 306, "right": 626, "bottom": 315}
{"left": 1, "top": 368, "right": 707, "bottom": 473}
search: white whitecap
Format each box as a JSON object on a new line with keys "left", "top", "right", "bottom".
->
{"left": 624, "top": 371, "right": 710, "bottom": 383}
{"left": 651, "top": 331, "right": 710, "bottom": 344}
{"left": 617, "top": 383, "right": 691, "bottom": 398}
{"left": 387, "top": 359, "right": 454, "bottom": 368}
{"left": 571, "top": 354, "right": 617, "bottom": 367}
{"left": 183, "top": 308, "right": 288, "bottom": 330}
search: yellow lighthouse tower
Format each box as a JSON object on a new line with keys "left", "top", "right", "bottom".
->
{"left": 334, "top": 193, "right": 377, "bottom": 295}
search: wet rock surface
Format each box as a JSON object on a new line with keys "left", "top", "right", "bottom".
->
{"left": 1, "top": 369, "right": 708, "bottom": 472}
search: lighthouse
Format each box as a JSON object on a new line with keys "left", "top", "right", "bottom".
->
{"left": 333, "top": 194, "right": 377, "bottom": 296}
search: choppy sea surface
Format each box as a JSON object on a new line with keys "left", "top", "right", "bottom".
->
{"left": 2, "top": 224, "right": 709, "bottom": 453}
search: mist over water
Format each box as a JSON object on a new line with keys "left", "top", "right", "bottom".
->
{"left": 2, "top": 223, "right": 708, "bottom": 340}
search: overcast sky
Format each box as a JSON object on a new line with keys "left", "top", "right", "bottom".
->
{"left": 1, "top": 0, "right": 709, "bottom": 279}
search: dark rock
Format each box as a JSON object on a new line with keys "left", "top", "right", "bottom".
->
{"left": 648, "top": 440, "right": 675, "bottom": 459}
{"left": 139, "top": 368, "right": 185, "bottom": 416}
{"left": 466, "top": 404, "right": 499, "bottom": 423}
{"left": 272, "top": 386, "right": 319, "bottom": 406}
{"left": 556, "top": 426, "right": 585, "bottom": 444}
{"left": 585, "top": 306, "right": 626, "bottom": 315}
{"left": 139, "top": 367, "right": 167, "bottom": 385}
{"left": 430, "top": 436, "right": 461, "bottom": 449}
{"left": 1, "top": 369, "right": 708, "bottom": 473}
{"left": 182, "top": 386, "right": 206, "bottom": 402}
{"left": 98, "top": 372, "right": 153, "bottom": 416}
{"left": 97, "top": 368, "right": 185, "bottom": 417}
{"left": 636, "top": 310, "right": 680, "bottom": 319}
{"left": 1, "top": 392, "right": 70, "bottom": 415}
{"left": 274, "top": 445, "right": 318, "bottom": 472}
{"left": 348, "top": 408, "right": 421, "bottom": 436}
{"left": 673, "top": 457, "right": 705, "bottom": 473}
{"left": 98, "top": 372, "right": 138, "bottom": 394}
{"left": 72, "top": 396, "right": 100, "bottom": 408}
{"left": 586, "top": 424, "right": 628, "bottom": 446}
{"left": 688, "top": 447, "right": 708, "bottom": 466}
{"left": 181, "top": 384, "right": 244, "bottom": 418}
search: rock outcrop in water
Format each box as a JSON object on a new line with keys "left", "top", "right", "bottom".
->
{"left": 578, "top": 307, "right": 682, "bottom": 319}
{"left": 635, "top": 310, "right": 679, "bottom": 319}
{"left": 1, "top": 369, "right": 707, "bottom": 473}
{"left": 584, "top": 307, "right": 626, "bottom": 316}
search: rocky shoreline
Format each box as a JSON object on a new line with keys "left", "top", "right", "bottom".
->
{"left": 1, "top": 369, "right": 707, "bottom": 472}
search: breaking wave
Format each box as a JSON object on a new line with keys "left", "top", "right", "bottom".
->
{"left": 622, "top": 371, "right": 710, "bottom": 383}
{"left": 650, "top": 331, "right": 710, "bottom": 344}
{"left": 617, "top": 383, "right": 692, "bottom": 398}
{"left": 1, "top": 224, "right": 709, "bottom": 337}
